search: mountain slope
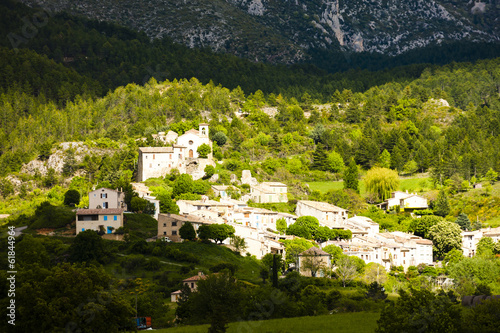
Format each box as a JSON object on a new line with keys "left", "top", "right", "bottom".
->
{"left": 19, "top": 0, "right": 500, "bottom": 64}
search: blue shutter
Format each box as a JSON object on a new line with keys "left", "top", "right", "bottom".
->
{"left": 104, "top": 216, "right": 108, "bottom": 221}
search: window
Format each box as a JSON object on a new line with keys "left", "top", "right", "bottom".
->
{"left": 103, "top": 202, "right": 108, "bottom": 209}
{"left": 163, "top": 223, "right": 166, "bottom": 227}
{"left": 153, "top": 154, "right": 155, "bottom": 160}
{"left": 107, "top": 226, "right": 113, "bottom": 234}
{"left": 191, "top": 283, "right": 194, "bottom": 288}
{"left": 100, "top": 193, "right": 107, "bottom": 199}
{"left": 104, "top": 216, "right": 108, "bottom": 221}
{"left": 172, "top": 222, "right": 177, "bottom": 226}
{"left": 113, "top": 216, "right": 117, "bottom": 221}
{"left": 179, "top": 154, "right": 182, "bottom": 159}
{"left": 172, "top": 230, "right": 177, "bottom": 236}
{"left": 163, "top": 231, "right": 166, "bottom": 235}
{"left": 82, "top": 228, "right": 85, "bottom": 232}
{"left": 189, "top": 140, "right": 193, "bottom": 145}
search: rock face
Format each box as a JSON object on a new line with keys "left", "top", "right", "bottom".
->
{"left": 20, "top": 0, "right": 499, "bottom": 63}
{"left": 241, "top": 170, "right": 258, "bottom": 186}
{"left": 20, "top": 142, "right": 113, "bottom": 176}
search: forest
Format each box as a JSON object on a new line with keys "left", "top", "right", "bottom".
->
{"left": 0, "top": 1, "right": 500, "bottom": 332}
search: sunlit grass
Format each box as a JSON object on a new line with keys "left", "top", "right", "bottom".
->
{"left": 157, "top": 312, "right": 381, "bottom": 333}
{"left": 307, "top": 174, "right": 432, "bottom": 196}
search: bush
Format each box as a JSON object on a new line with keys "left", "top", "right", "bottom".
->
{"left": 63, "top": 189, "right": 80, "bottom": 207}
{"left": 210, "top": 262, "right": 237, "bottom": 275}
{"left": 121, "top": 254, "right": 145, "bottom": 273}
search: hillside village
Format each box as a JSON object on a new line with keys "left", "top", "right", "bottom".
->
{"left": 73, "top": 123, "right": 497, "bottom": 279}
{"left": 1, "top": 1, "right": 500, "bottom": 332}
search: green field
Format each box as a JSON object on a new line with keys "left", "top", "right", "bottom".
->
{"left": 158, "top": 312, "right": 380, "bottom": 333}
{"left": 307, "top": 175, "right": 432, "bottom": 196}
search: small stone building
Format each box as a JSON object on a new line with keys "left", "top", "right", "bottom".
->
{"left": 298, "top": 247, "right": 331, "bottom": 277}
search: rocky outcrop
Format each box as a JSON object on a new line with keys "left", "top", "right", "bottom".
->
{"left": 20, "top": 142, "right": 115, "bottom": 176}
{"left": 19, "top": 0, "right": 500, "bottom": 62}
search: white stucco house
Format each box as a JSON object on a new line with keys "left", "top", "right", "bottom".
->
{"left": 76, "top": 208, "right": 124, "bottom": 235}
{"left": 137, "top": 124, "right": 215, "bottom": 181}
{"left": 462, "top": 227, "right": 500, "bottom": 257}
{"left": 295, "top": 200, "right": 348, "bottom": 227}
{"left": 377, "top": 191, "right": 428, "bottom": 211}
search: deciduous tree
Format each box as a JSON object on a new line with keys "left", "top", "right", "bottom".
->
{"left": 364, "top": 167, "right": 400, "bottom": 201}
{"left": 427, "top": 220, "right": 462, "bottom": 259}
{"left": 179, "top": 222, "right": 196, "bottom": 241}
{"left": 335, "top": 256, "right": 358, "bottom": 287}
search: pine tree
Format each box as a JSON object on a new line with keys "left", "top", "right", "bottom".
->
{"left": 344, "top": 159, "right": 359, "bottom": 193}
{"left": 433, "top": 190, "right": 450, "bottom": 217}
{"left": 312, "top": 144, "right": 328, "bottom": 171}
{"left": 455, "top": 213, "right": 471, "bottom": 231}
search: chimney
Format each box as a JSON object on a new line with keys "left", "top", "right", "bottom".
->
{"left": 198, "top": 271, "right": 203, "bottom": 276}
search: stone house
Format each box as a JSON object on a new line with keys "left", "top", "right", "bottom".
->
{"left": 176, "top": 198, "right": 236, "bottom": 223}
{"left": 211, "top": 185, "right": 240, "bottom": 199}
{"left": 171, "top": 272, "right": 207, "bottom": 302}
{"left": 295, "top": 200, "right": 348, "bottom": 227}
{"left": 157, "top": 213, "right": 213, "bottom": 242}
{"left": 88, "top": 188, "right": 127, "bottom": 210}
{"left": 298, "top": 247, "right": 331, "bottom": 277}
{"left": 76, "top": 208, "right": 124, "bottom": 235}
{"left": 250, "top": 182, "right": 288, "bottom": 203}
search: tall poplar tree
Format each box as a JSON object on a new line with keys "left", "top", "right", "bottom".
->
{"left": 344, "top": 159, "right": 359, "bottom": 193}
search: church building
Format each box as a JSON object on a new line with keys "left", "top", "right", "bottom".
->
{"left": 137, "top": 123, "right": 215, "bottom": 181}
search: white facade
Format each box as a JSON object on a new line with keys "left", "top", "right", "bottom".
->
{"left": 250, "top": 182, "right": 288, "bottom": 203}
{"left": 462, "top": 227, "right": 500, "bottom": 257}
{"left": 176, "top": 199, "right": 236, "bottom": 223}
{"left": 324, "top": 229, "right": 433, "bottom": 271}
{"left": 378, "top": 191, "right": 428, "bottom": 211}
{"left": 223, "top": 222, "right": 285, "bottom": 259}
{"left": 137, "top": 124, "right": 215, "bottom": 181}
{"left": 89, "top": 188, "right": 127, "bottom": 210}
{"left": 76, "top": 209, "right": 124, "bottom": 235}
{"left": 232, "top": 207, "right": 279, "bottom": 231}
{"left": 295, "top": 200, "right": 348, "bottom": 227}
{"left": 401, "top": 195, "right": 429, "bottom": 210}
{"left": 344, "top": 216, "right": 379, "bottom": 237}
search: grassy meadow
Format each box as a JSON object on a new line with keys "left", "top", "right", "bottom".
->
{"left": 307, "top": 174, "right": 432, "bottom": 196}
{"left": 157, "top": 312, "right": 380, "bottom": 333}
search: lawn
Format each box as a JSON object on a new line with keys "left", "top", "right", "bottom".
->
{"left": 307, "top": 174, "right": 432, "bottom": 196}
{"left": 157, "top": 312, "right": 380, "bottom": 333}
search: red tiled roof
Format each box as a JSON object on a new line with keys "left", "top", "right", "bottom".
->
{"left": 183, "top": 274, "right": 207, "bottom": 282}
{"left": 76, "top": 208, "right": 124, "bottom": 215}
